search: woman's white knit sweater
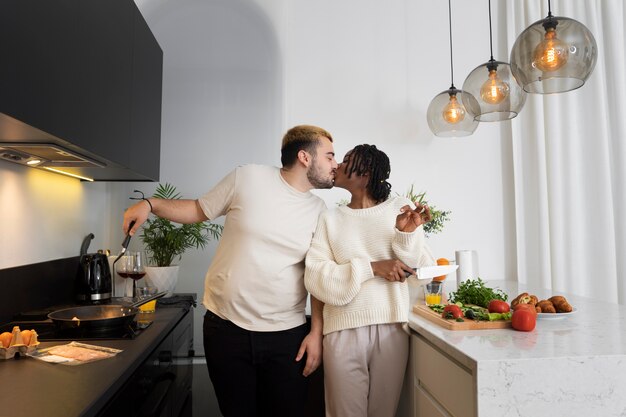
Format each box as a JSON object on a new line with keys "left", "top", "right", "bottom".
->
{"left": 305, "top": 196, "right": 435, "bottom": 335}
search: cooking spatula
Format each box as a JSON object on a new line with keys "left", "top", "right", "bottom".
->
{"left": 112, "top": 220, "right": 136, "bottom": 265}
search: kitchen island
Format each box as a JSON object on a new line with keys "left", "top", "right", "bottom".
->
{"left": 0, "top": 306, "right": 190, "bottom": 417}
{"left": 404, "top": 280, "right": 626, "bottom": 417}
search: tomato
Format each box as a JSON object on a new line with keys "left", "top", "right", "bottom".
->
{"left": 442, "top": 304, "right": 463, "bottom": 319}
{"left": 488, "top": 300, "right": 510, "bottom": 314}
{"left": 511, "top": 309, "right": 536, "bottom": 332}
{"left": 513, "top": 303, "right": 537, "bottom": 315}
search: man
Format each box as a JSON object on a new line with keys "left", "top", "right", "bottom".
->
{"left": 122, "top": 125, "right": 337, "bottom": 417}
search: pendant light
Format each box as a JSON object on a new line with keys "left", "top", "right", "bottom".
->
{"left": 461, "top": 0, "right": 526, "bottom": 122}
{"left": 427, "top": 0, "right": 479, "bottom": 137}
{"left": 510, "top": 0, "right": 597, "bottom": 94}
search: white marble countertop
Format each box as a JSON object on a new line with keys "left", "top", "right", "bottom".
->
{"left": 407, "top": 279, "right": 626, "bottom": 417}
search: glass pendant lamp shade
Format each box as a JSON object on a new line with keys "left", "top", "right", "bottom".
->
{"left": 510, "top": 14, "right": 597, "bottom": 94}
{"left": 427, "top": 87, "right": 479, "bottom": 137}
{"left": 462, "top": 60, "right": 526, "bottom": 122}
{"left": 461, "top": 0, "right": 526, "bottom": 122}
{"left": 426, "top": 0, "right": 478, "bottom": 137}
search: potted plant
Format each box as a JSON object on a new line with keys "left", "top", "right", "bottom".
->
{"left": 140, "top": 183, "right": 223, "bottom": 296}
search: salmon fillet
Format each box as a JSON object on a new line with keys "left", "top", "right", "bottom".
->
{"left": 48, "top": 345, "right": 111, "bottom": 361}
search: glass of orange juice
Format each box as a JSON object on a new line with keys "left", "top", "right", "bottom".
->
{"left": 135, "top": 286, "right": 158, "bottom": 313}
{"left": 424, "top": 282, "right": 443, "bottom": 305}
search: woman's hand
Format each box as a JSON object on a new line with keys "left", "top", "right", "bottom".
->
{"left": 371, "top": 259, "right": 414, "bottom": 282}
{"left": 396, "top": 203, "right": 432, "bottom": 233}
{"left": 296, "top": 330, "right": 322, "bottom": 377}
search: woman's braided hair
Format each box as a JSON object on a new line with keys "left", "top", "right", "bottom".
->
{"left": 345, "top": 144, "right": 391, "bottom": 203}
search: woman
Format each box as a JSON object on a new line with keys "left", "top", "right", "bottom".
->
{"left": 304, "top": 144, "right": 435, "bottom": 417}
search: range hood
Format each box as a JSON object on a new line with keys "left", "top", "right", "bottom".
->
{"left": 0, "top": 112, "right": 105, "bottom": 181}
{"left": 0, "top": 114, "right": 104, "bottom": 170}
{"left": 0, "top": 143, "right": 104, "bottom": 181}
{"left": 0, "top": 143, "right": 103, "bottom": 168}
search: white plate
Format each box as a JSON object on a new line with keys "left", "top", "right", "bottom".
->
{"left": 537, "top": 307, "right": 578, "bottom": 320}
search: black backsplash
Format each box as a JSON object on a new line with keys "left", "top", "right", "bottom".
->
{"left": 0, "top": 257, "right": 79, "bottom": 324}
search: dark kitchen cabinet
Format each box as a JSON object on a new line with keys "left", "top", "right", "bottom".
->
{"left": 0, "top": 0, "right": 163, "bottom": 181}
{"left": 97, "top": 309, "right": 193, "bottom": 417}
{"left": 129, "top": 7, "right": 164, "bottom": 179}
{"left": 74, "top": 0, "right": 135, "bottom": 169}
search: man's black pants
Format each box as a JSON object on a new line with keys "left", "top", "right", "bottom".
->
{"left": 203, "top": 310, "right": 310, "bottom": 417}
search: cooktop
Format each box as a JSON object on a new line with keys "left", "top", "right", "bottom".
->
{"left": 3, "top": 298, "right": 153, "bottom": 341}
{"left": 0, "top": 319, "right": 151, "bottom": 341}
{"left": 2, "top": 295, "right": 195, "bottom": 342}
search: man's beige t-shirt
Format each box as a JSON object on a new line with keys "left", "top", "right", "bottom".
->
{"left": 198, "top": 164, "right": 327, "bottom": 332}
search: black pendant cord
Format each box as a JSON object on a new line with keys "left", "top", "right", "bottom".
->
{"left": 488, "top": 0, "right": 494, "bottom": 62}
{"left": 448, "top": 0, "right": 456, "bottom": 89}
{"left": 543, "top": 0, "right": 557, "bottom": 30}
{"left": 547, "top": 0, "right": 553, "bottom": 17}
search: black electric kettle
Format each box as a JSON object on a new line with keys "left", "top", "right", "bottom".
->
{"left": 75, "top": 233, "right": 112, "bottom": 303}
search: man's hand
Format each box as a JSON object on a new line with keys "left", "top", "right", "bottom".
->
{"left": 123, "top": 200, "right": 152, "bottom": 236}
{"left": 371, "top": 259, "right": 413, "bottom": 282}
{"left": 396, "top": 203, "right": 432, "bottom": 233}
{"left": 295, "top": 331, "right": 322, "bottom": 377}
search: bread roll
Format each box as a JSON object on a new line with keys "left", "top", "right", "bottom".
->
{"left": 511, "top": 292, "right": 539, "bottom": 307}
{"left": 549, "top": 296, "right": 573, "bottom": 313}
{"left": 537, "top": 300, "right": 556, "bottom": 313}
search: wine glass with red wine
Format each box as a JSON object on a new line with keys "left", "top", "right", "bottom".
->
{"left": 115, "top": 256, "right": 130, "bottom": 299}
{"left": 124, "top": 251, "right": 146, "bottom": 300}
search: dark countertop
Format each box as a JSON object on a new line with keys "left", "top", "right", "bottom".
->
{"left": 0, "top": 307, "right": 188, "bottom": 417}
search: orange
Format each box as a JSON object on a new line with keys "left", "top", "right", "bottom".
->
{"left": 20, "top": 330, "right": 32, "bottom": 346}
{"left": 0, "top": 332, "right": 12, "bottom": 348}
{"left": 433, "top": 258, "right": 450, "bottom": 281}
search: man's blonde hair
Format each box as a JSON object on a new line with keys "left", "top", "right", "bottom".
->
{"left": 280, "top": 125, "right": 333, "bottom": 167}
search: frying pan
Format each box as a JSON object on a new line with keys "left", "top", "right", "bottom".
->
{"left": 48, "top": 291, "right": 166, "bottom": 331}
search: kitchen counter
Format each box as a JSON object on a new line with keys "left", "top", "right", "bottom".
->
{"left": 407, "top": 279, "right": 626, "bottom": 417}
{"left": 0, "top": 307, "right": 188, "bottom": 417}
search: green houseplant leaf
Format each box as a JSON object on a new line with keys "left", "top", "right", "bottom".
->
{"left": 400, "top": 184, "right": 451, "bottom": 237}
{"left": 140, "top": 183, "right": 223, "bottom": 267}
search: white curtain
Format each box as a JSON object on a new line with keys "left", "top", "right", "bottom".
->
{"left": 503, "top": 0, "right": 626, "bottom": 303}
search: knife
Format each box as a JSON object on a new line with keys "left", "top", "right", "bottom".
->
{"left": 112, "top": 220, "right": 136, "bottom": 266}
{"left": 129, "top": 291, "right": 167, "bottom": 309}
{"left": 406, "top": 264, "right": 459, "bottom": 279}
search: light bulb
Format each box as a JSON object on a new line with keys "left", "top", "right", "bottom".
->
{"left": 533, "top": 27, "right": 569, "bottom": 72}
{"left": 442, "top": 94, "right": 465, "bottom": 124}
{"left": 480, "top": 69, "right": 510, "bottom": 104}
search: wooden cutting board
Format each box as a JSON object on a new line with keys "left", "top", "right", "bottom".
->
{"left": 412, "top": 304, "right": 512, "bottom": 330}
